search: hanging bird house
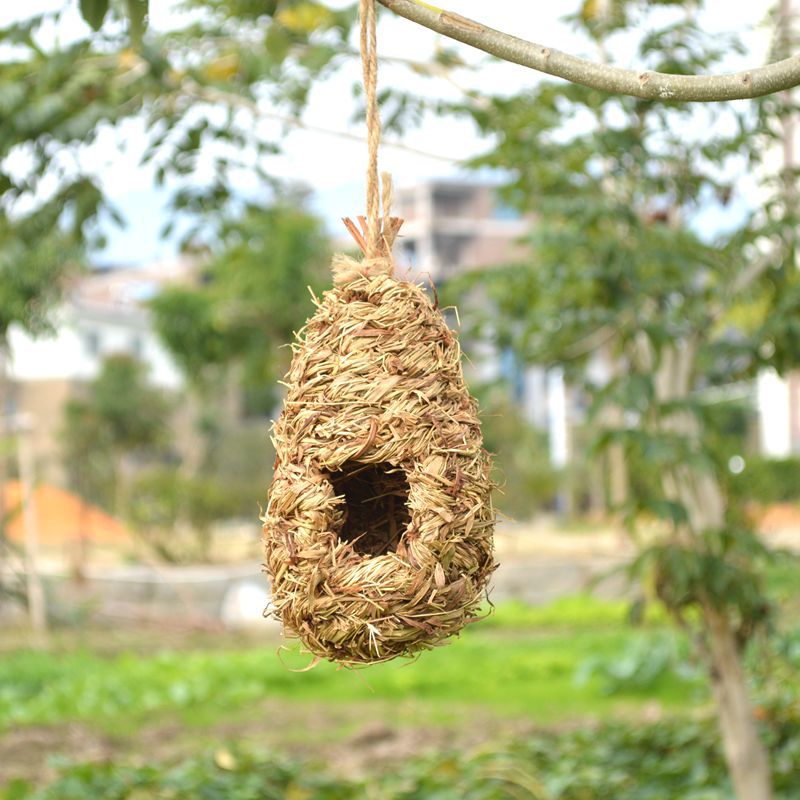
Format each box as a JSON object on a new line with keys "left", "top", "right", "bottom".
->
{"left": 262, "top": 215, "right": 496, "bottom": 666}
{"left": 262, "top": 0, "right": 494, "bottom": 665}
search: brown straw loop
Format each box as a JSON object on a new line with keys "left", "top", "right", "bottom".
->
{"left": 347, "top": 0, "right": 403, "bottom": 269}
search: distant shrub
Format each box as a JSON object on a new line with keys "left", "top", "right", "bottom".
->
{"left": 478, "top": 392, "right": 560, "bottom": 521}
{"left": 575, "top": 631, "right": 703, "bottom": 695}
{"left": 729, "top": 457, "right": 800, "bottom": 505}
{"left": 127, "top": 467, "right": 263, "bottom": 562}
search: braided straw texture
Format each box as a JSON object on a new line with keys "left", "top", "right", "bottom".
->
{"left": 263, "top": 256, "right": 496, "bottom": 665}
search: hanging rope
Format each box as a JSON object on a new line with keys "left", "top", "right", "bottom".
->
{"left": 360, "top": 0, "right": 381, "bottom": 258}
{"left": 336, "top": 0, "right": 402, "bottom": 281}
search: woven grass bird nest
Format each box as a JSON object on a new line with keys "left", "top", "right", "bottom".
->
{"left": 263, "top": 217, "right": 496, "bottom": 666}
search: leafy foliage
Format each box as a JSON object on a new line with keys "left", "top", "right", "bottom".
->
{"left": 729, "top": 456, "right": 800, "bottom": 504}
{"left": 4, "top": 750, "right": 354, "bottom": 800}
{"left": 451, "top": 1, "right": 798, "bottom": 647}
{"left": 1, "top": 0, "right": 358, "bottom": 241}
{"left": 61, "top": 354, "right": 173, "bottom": 514}
{"left": 0, "top": 2, "right": 357, "bottom": 349}
{"left": 149, "top": 201, "right": 330, "bottom": 414}
{"left": 576, "top": 630, "right": 703, "bottom": 695}
{"left": 0, "top": 221, "right": 82, "bottom": 342}
{"left": 4, "top": 714, "right": 800, "bottom": 799}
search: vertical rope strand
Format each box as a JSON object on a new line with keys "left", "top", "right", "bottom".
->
{"left": 380, "top": 170, "right": 393, "bottom": 255}
{"left": 360, "top": 0, "right": 381, "bottom": 258}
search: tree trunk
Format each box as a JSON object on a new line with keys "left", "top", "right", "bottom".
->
{"left": 17, "top": 418, "right": 48, "bottom": 645}
{"left": 605, "top": 403, "right": 628, "bottom": 511}
{"left": 113, "top": 450, "right": 129, "bottom": 522}
{"left": 599, "top": 346, "right": 628, "bottom": 512}
{"left": 707, "top": 609, "right": 773, "bottom": 800}
{"left": 652, "top": 341, "right": 773, "bottom": 800}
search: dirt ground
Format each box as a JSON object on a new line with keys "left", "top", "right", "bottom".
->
{"left": 0, "top": 698, "right": 545, "bottom": 786}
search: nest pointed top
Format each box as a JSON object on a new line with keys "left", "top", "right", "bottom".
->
{"left": 263, "top": 216, "right": 496, "bottom": 666}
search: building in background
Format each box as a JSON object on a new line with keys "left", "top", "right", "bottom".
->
{"left": 394, "top": 179, "right": 573, "bottom": 468}
{"left": 757, "top": 370, "right": 800, "bottom": 458}
{"left": 394, "top": 179, "right": 529, "bottom": 282}
{"left": 5, "top": 259, "right": 195, "bottom": 484}
{"left": 751, "top": 0, "right": 800, "bottom": 457}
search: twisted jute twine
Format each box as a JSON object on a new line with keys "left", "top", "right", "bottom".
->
{"left": 262, "top": 0, "right": 496, "bottom": 666}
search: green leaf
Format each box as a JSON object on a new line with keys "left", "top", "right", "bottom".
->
{"left": 274, "top": 2, "right": 333, "bottom": 34}
{"left": 2, "top": 778, "right": 33, "bottom": 800}
{"left": 265, "top": 23, "right": 293, "bottom": 64}
{"left": 299, "top": 44, "right": 336, "bottom": 72}
{"left": 78, "top": 0, "right": 109, "bottom": 31}
{"left": 125, "top": 0, "right": 149, "bottom": 45}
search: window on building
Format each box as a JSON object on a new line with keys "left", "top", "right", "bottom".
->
{"left": 130, "top": 335, "right": 143, "bottom": 358}
{"left": 84, "top": 331, "right": 100, "bottom": 357}
{"left": 491, "top": 201, "right": 521, "bottom": 220}
{"left": 432, "top": 189, "right": 470, "bottom": 218}
{"left": 3, "top": 389, "right": 17, "bottom": 419}
{"left": 434, "top": 234, "right": 468, "bottom": 271}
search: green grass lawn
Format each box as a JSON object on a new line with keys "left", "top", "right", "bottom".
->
{"left": 0, "top": 596, "right": 704, "bottom": 735}
{"left": 3, "top": 587, "right": 800, "bottom": 799}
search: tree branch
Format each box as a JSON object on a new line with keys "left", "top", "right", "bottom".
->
{"left": 378, "top": 0, "right": 800, "bottom": 101}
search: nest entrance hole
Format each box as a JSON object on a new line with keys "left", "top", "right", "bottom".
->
{"left": 329, "top": 461, "right": 411, "bottom": 557}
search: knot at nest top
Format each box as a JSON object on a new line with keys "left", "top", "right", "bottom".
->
{"left": 331, "top": 253, "right": 393, "bottom": 286}
{"left": 333, "top": 215, "right": 404, "bottom": 286}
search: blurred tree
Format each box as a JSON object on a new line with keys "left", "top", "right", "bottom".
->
{"left": 0, "top": 0, "right": 436, "bottom": 488}
{"left": 127, "top": 465, "right": 263, "bottom": 562}
{"left": 0, "top": 0, "right": 359, "bottom": 595}
{"left": 151, "top": 201, "right": 329, "bottom": 401}
{"left": 476, "top": 384, "right": 559, "bottom": 520}
{"left": 62, "top": 354, "right": 172, "bottom": 517}
{"left": 0, "top": 168, "right": 86, "bottom": 605}
{"left": 449, "top": 4, "right": 800, "bottom": 798}
{"left": 149, "top": 201, "right": 330, "bottom": 470}
{"left": 0, "top": 1, "right": 366, "bottom": 569}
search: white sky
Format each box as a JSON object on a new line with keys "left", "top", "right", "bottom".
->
{"left": 0, "top": 1, "right": 775, "bottom": 263}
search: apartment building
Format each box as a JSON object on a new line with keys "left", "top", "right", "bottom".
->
{"left": 393, "top": 179, "right": 530, "bottom": 282}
